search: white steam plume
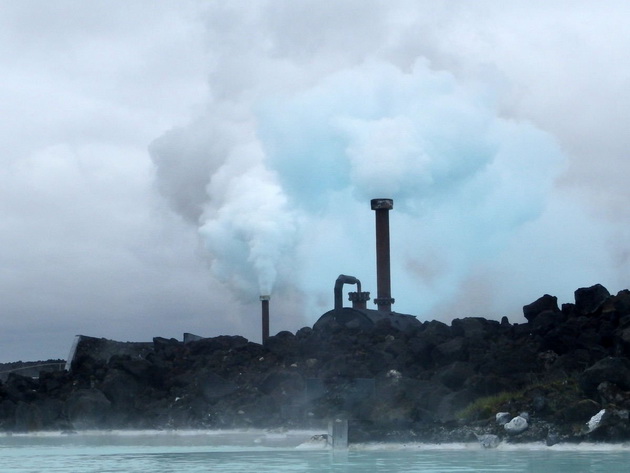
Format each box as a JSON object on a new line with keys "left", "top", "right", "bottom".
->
{"left": 199, "top": 141, "right": 296, "bottom": 298}
{"left": 150, "top": 2, "right": 627, "bottom": 327}
{"left": 151, "top": 57, "right": 563, "bottom": 320}
{"left": 256, "top": 59, "right": 564, "bottom": 316}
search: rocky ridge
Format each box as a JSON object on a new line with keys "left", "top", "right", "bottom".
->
{"left": 2, "top": 283, "right": 630, "bottom": 445}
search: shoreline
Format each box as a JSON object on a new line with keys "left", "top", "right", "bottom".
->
{"left": 1, "top": 428, "right": 630, "bottom": 452}
{"left": 2, "top": 284, "right": 630, "bottom": 444}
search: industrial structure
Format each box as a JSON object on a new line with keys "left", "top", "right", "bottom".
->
{"left": 312, "top": 198, "right": 421, "bottom": 333}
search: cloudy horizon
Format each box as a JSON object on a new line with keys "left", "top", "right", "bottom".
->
{"left": 1, "top": 1, "right": 629, "bottom": 363}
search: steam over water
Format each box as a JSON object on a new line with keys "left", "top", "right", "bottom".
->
{"left": 1, "top": 431, "right": 629, "bottom": 473}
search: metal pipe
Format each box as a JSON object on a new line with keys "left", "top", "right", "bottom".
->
{"left": 260, "top": 295, "right": 270, "bottom": 343}
{"left": 371, "top": 198, "right": 395, "bottom": 312}
{"left": 348, "top": 290, "right": 370, "bottom": 310}
{"left": 334, "top": 274, "right": 360, "bottom": 310}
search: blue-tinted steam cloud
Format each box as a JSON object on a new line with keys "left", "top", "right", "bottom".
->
{"left": 255, "top": 59, "right": 564, "bottom": 315}
{"left": 151, "top": 56, "right": 565, "bottom": 321}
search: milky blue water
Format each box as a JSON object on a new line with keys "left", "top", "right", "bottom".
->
{"left": 1, "top": 430, "right": 629, "bottom": 473}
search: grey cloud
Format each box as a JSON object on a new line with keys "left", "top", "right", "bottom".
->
{"left": 2, "top": 0, "right": 630, "bottom": 363}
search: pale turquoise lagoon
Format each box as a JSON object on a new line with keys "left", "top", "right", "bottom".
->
{"left": 1, "top": 430, "right": 629, "bottom": 472}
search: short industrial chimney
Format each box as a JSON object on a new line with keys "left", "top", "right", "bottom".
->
{"left": 260, "top": 295, "right": 270, "bottom": 343}
{"left": 371, "top": 198, "right": 394, "bottom": 312}
{"left": 348, "top": 290, "right": 370, "bottom": 310}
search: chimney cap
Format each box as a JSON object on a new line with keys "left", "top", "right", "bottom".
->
{"left": 260, "top": 295, "right": 270, "bottom": 301}
{"left": 371, "top": 198, "right": 393, "bottom": 210}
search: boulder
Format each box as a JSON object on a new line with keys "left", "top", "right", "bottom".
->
{"left": 531, "top": 310, "right": 564, "bottom": 334}
{"left": 34, "top": 398, "right": 67, "bottom": 429}
{"left": 13, "top": 401, "right": 43, "bottom": 432}
{"left": 13, "top": 398, "right": 67, "bottom": 431}
{"left": 100, "top": 369, "right": 141, "bottom": 409}
{"left": 504, "top": 415, "right": 528, "bottom": 434}
{"left": 68, "top": 336, "right": 152, "bottom": 370}
{"left": 152, "top": 337, "right": 182, "bottom": 361}
{"left": 451, "top": 317, "right": 492, "bottom": 339}
{"left": 611, "top": 290, "right": 630, "bottom": 318}
{"left": 406, "top": 335, "right": 434, "bottom": 360}
{"left": 574, "top": 284, "right": 610, "bottom": 315}
{"left": 495, "top": 412, "right": 511, "bottom": 425}
{"left": 265, "top": 331, "right": 299, "bottom": 359}
{"left": 586, "top": 408, "right": 607, "bottom": 433}
{"left": 431, "top": 337, "right": 466, "bottom": 366}
{"left": 4, "top": 373, "right": 39, "bottom": 403}
{"left": 584, "top": 408, "right": 630, "bottom": 441}
{"left": 259, "top": 370, "right": 304, "bottom": 397}
{"left": 435, "top": 362, "right": 475, "bottom": 391}
{"left": 597, "top": 381, "right": 630, "bottom": 406}
{"left": 475, "top": 433, "right": 500, "bottom": 448}
{"left": 580, "top": 357, "right": 630, "bottom": 395}
{"left": 109, "top": 356, "right": 153, "bottom": 382}
{"left": 295, "top": 327, "right": 313, "bottom": 340}
{"left": 38, "top": 370, "right": 71, "bottom": 396}
{"left": 523, "top": 294, "right": 560, "bottom": 323}
{"left": 422, "top": 320, "right": 452, "bottom": 342}
{"left": 198, "top": 371, "right": 238, "bottom": 402}
{"left": 555, "top": 399, "right": 602, "bottom": 425}
{"left": 65, "top": 389, "right": 112, "bottom": 429}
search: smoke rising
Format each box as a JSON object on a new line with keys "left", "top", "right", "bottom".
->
{"left": 149, "top": 1, "right": 629, "bottom": 327}
{"left": 199, "top": 141, "right": 297, "bottom": 298}
{"left": 151, "top": 51, "right": 564, "bottom": 320}
{"left": 4, "top": 1, "right": 629, "bottom": 363}
{"left": 256, "top": 59, "right": 565, "bottom": 316}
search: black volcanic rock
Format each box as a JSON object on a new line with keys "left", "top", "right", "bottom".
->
{"left": 436, "top": 361, "right": 475, "bottom": 391}
{"left": 4, "top": 373, "right": 39, "bottom": 403}
{"left": 198, "top": 370, "right": 238, "bottom": 401}
{"left": 574, "top": 284, "right": 611, "bottom": 315}
{"left": 579, "top": 357, "right": 630, "bottom": 395}
{"left": 100, "top": 369, "right": 141, "bottom": 409}
{"left": 3, "top": 283, "right": 630, "bottom": 444}
{"left": 555, "top": 399, "right": 601, "bottom": 424}
{"left": 65, "top": 389, "right": 112, "bottom": 429}
{"left": 523, "top": 294, "right": 560, "bottom": 323}
{"left": 265, "top": 331, "right": 299, "bottom": 360}
{"left": 451, "top": 317, "right": 497, "bottom": 339}
{"left": 152, "top": 337, "right": 183, "bottom": 361}
{"left": 14, "top": 401, "right": 44, "bottom": 432}
{"left": 187, "top": 335, "right": 248, "bottom": 356}
{"left": 432, "top": 337, "right": 467, "bottom": 366}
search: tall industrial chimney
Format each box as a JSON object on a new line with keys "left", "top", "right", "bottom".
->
{"left": 260, "top": 295, "right": 270, "bottom": 343}
{"left": 371, "top": 198, "right": 394, "bottom": 312}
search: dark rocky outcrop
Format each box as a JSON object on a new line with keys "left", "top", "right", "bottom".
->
{"left": 2, "top": 283, "right": 630, "bottom": 444}
{"left": 523, "top": 294, "right": 560, "bottom": 323}
{"left": 574, "top": 284, "right": 611, "bottom": 315}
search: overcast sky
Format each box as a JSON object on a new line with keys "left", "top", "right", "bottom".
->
{"left": 1, "top": 1, "right": 629, "bottom": 363}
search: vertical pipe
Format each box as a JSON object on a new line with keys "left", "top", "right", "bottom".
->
{"left": 371, "top": 198, "right": 395, "bottom": 312}
{"left": 260, "top": 295, "right": 270, "bottom": 343}
{"left": 349, "top": 293, "right": 368, "bottom": 310}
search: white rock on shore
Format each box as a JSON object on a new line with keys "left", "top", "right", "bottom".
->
{"left": 586, "top": 409, "right": 606, "bottom": 433}
{"left": 504, "top": 415, "right": 528, "bottom": 434}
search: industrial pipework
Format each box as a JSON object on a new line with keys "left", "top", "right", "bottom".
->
{"left": 371, "top": 198, "right": 395, "bottom": 312}
{"left": 334, "top": 274, "right": 371, "bottom": 311}
{"left": 260, "top": 295, "right": 270, "bottom": 343}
